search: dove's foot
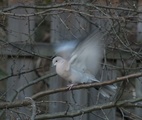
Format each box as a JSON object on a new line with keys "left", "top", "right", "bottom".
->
{"left": 67, "top": 84, "right": 75, "bottom": 90}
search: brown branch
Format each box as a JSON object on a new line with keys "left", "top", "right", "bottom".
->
{"left": 25, "top": 97, "right": 36, "bottom": 120}
{"left": 2, "top": 3, "right": 139, "bottom": 13}
{"left": 0, "top": 39, "right": 50, "bottom": 60}
{"left": 0, "top": 3, "right": 141, "bottom": 17}
{"left": 35, "top": 97, "right": 142, "bottom": 120}
{"left": 0, "top": 67, "right": 42, "bottom": 81}
{"left": 0, "top": 96, "right": 142, "bottom": 119}
{"left": 10, "top": 72, "right": 56, "bottom": 102}
{"left": 0, "top": 8, "right": 138, "bottom": 19}
{"left": 32, "top": 72, "right": 142, "bottom": 100}
{"left": 0, "top": 100, "right": 31, "bottom": 109}
{"left": 0, "top": 72, "right": 141, "bottom": 110}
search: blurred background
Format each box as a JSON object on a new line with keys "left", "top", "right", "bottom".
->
{"left": 0, "top": 0, "right": 142, "bottom": 120}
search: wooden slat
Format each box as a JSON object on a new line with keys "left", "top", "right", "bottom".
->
{"left": 0, "top": 42, "right": 141, "bottom": 60}
{"left": 135, "top": 0, "right": 142, "bottom": 117}
{"left": 0, "top": 43, "right": 54, "bottom": 57}
{"left": 6, "top": 0, "right": 35, "bottom": 119}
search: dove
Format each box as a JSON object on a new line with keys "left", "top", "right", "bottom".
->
{"left": 52, "top": 31, "right": 117, "bottom": 98}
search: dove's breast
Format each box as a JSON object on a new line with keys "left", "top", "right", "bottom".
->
{"left": 69, "top": 68, "right": 100, "bottom": 84}
{"left": 56, "top": 61, "right": 82, "bottom": 83}
{"left": 56, "top": 61, "right": 71, "bottom": 80}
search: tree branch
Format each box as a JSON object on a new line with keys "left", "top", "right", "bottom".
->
{"left": 1, "top": 3, "right": 141, "bottom": 17}
{"left": 0, "top": 72, "right": 141, "bottom": 109}
{"left": 2, "top": 3, "right": 139, "bottom": 13}
{"left": 35, "top": 97, "right": 142, "bottom": 120}
{"left": 32, "top": 72, "right": 142, "bottom": 100}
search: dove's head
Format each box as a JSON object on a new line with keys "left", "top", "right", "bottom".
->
{"left": 52, "top": 56, "right": 64, "bottom": 66}
{"left": 52, "top": 56, "right": 70, "bottom": 79}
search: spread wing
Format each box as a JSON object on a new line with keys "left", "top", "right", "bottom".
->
{"left": 54, "top": 31, "right": 104, "bottom": 75}
{"left": 54, "top": 40, "right": 78, "bottom": 60}
{"left": 69, "top": 31, "right": 104, "bottom": 75}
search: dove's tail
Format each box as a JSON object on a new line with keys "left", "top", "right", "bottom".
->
{"left": 99, "top": 85, "right": 117, "bottom": 98}
{"left": 91, "top": 77, "right": 117, "bottom": 98}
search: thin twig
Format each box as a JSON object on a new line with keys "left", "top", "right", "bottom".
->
{"left": 25, "top": 97, "right": 36, "bottom": 120}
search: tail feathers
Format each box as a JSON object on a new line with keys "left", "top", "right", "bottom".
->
{"left": 99, "top": 85, "right": 117, "bottom": 98}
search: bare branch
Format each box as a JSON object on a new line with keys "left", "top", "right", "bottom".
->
{"left": 32, "top": 72, "right": 142, "bottom": 100}
{"left": 2, "top": 3, "right": 139, "bottom": 13}
{"left": 35, "top": 97, "right": 142, "bottom": 120}
{"left": 25, "top": 97, "right": 36, "bottom": 120}
{"left": 0, "top": 72, "right": 141, "bottom": 110}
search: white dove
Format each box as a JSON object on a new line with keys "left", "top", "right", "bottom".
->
{"left": 52, "top": 31, "right": 117, "bottom": 98}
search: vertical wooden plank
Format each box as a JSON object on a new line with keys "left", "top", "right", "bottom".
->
{"left": 135, "top": 0, "right": 142, "bottom": 117}
{"left": 88, "top": 61, "right": 117, "bottom": 120}
{"left": 6, "top": 0, "right": 35, "bottom": 119}
{"left": 66, "top": 1, "right": 89, "bottom": 120}
{"left": 49, "top": 0, "right": 70, "bottom": 117}
{"left": 135, "top": 63, "right": 142, "bottom": 117}
{"left": 49, "top": 0, "right": 89, "bottom": 120}
{"left": 89, "top": 0, "right": 119, "bottom": 119}
{"left": 116, "top": 60, "right": 136, "bottom": 112}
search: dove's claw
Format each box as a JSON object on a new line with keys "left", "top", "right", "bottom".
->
{"left": 67, "top": 84, "right": 75, "bottom": 90}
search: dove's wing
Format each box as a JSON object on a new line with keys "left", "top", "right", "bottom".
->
{"left": 53, "top": 31, "right": 117, "bottom": 98}
{"left": 70, "top": 31, "right": 104, "bottom": 75}
{"left": 54, "top": 40, "right": 78, "bottom": 60}
{"left": 68, "top": 32, "right": 117, "bottom": 97}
